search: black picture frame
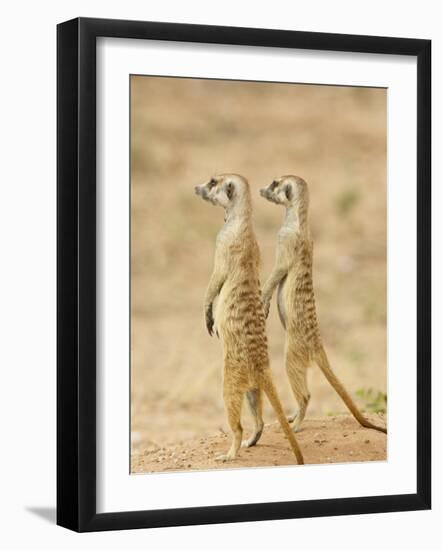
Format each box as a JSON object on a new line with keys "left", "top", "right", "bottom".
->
{"left": 57, "top": 17, "right": 431, "bottom": 532}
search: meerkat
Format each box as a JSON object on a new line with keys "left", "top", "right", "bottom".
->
{"left": 194, "top": 174, "right": 304, "bottom": 464}
{"left": 259, "top": 175, "right": 387, "bottom": 435}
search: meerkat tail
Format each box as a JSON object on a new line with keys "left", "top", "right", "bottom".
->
{"left": 315, "top": 347, "right": 387, "bottom": 434}
{"left": 261, "top": 375, "right": 305, "bottom": 464}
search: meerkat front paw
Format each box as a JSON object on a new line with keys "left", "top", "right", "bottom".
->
{"left": 205, "top": 304, "right": 214, "bottom": 336}
{"left": 262, "top": 299, "right": 270, "bottom": 319}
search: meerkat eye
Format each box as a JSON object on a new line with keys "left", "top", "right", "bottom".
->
{"left": 285, "top": 185, "right": 293, "bottom": 200}
{"left": 209, "top": 178, "right": 217, "bottom": 188}
{"left": 270, "top": 180, "right": 278, "bottom": 191}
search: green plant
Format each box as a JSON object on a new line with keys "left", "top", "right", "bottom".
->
{"left": 355, "top": 387, "right": 387, "bottom": 414}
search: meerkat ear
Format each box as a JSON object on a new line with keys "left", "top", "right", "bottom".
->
{"left": 285, "top": 184, "right": 293, "bottom": 201}
{"left": 226, "top": 182, "right": 234, "bottom": 200}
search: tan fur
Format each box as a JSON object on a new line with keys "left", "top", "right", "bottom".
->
{"left": 260, "top": 175, "right": 387, "bottom": 435}
{"left": 195, "top": 174, "right": 304, "bottom": 463}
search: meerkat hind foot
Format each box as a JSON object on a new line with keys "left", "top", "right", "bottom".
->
{"left": 241, "top": 426, "right": 264, "bottom": 448}
{"left": 287, "top": 412, "right": 304, "bottom": 433}
{"left": 215, "top": 452, "right": 236, "bottom": 462}
{"left": 241, "top": 436, "right": 258, "bottom": 448}
{"left": 292, "top": 420, "right": 303, "bottom": 433}
{"left": 215, "top": 443, "right": 240, "bottom": 462}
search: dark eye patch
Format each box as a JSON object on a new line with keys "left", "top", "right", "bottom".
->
{"left": 209, "top": 178, "right": 217, "bottom": 188}
{"left": 270, "top": 180, "right": 278, "bottom": 191}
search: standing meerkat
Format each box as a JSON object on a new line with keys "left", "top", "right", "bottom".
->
{"left": 259, "top": 175, "right": 387, "bottom": 434}
{"left": 195, "top": 174, "right": 304, "bottom": 464}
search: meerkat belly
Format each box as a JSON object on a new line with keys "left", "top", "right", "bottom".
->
{"left": 217, "top": 279, "right": 268, "bottom": 367}
{"left": 214, "top": 283, "right": 230, "bottom": 334}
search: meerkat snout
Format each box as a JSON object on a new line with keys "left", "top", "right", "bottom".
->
{"left": 259, "top": 179, "right": 287, "bottom": 205}
{"left": 195, "top": 180, "right": 214, "bottom": 203}
{"left": 259, "top": 176, "right": 309, "bottom": 206}
{"left": 194, "top": 184, "right": 207, "bottom": 199}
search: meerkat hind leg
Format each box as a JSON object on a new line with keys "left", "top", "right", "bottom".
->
{"left": 242, "top": 389, "right": 264, "bottom": 447}
{"left": 286, "top": 356, "right": 310, "bottom": 432}
{"left": 216, "top": 385, "right": 244, "bottom": 462}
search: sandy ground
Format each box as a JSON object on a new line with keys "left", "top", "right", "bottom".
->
{"left": 131, "top": 414, "right": 387, "bottom": 473}
{"left": 130, "top": 77, "right": 387, "bottom": 472}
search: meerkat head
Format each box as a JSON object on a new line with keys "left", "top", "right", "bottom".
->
{"left": 260, "top": 175, "right": 308, "bottom": 208}
{"left": 195, "top": 174, "right": 250, "bottom": 210}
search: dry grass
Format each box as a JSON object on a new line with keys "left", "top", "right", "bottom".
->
{"left": 130, "top": 76, "right": 387, "bottom": 461}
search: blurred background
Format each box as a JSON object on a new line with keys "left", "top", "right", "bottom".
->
{"left": 130, "top": 76, "right": 387, "bottom": 466}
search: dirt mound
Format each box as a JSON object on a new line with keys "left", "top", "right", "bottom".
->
{"left": 131, "top": 413, "right": 387, "bottom": 474}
